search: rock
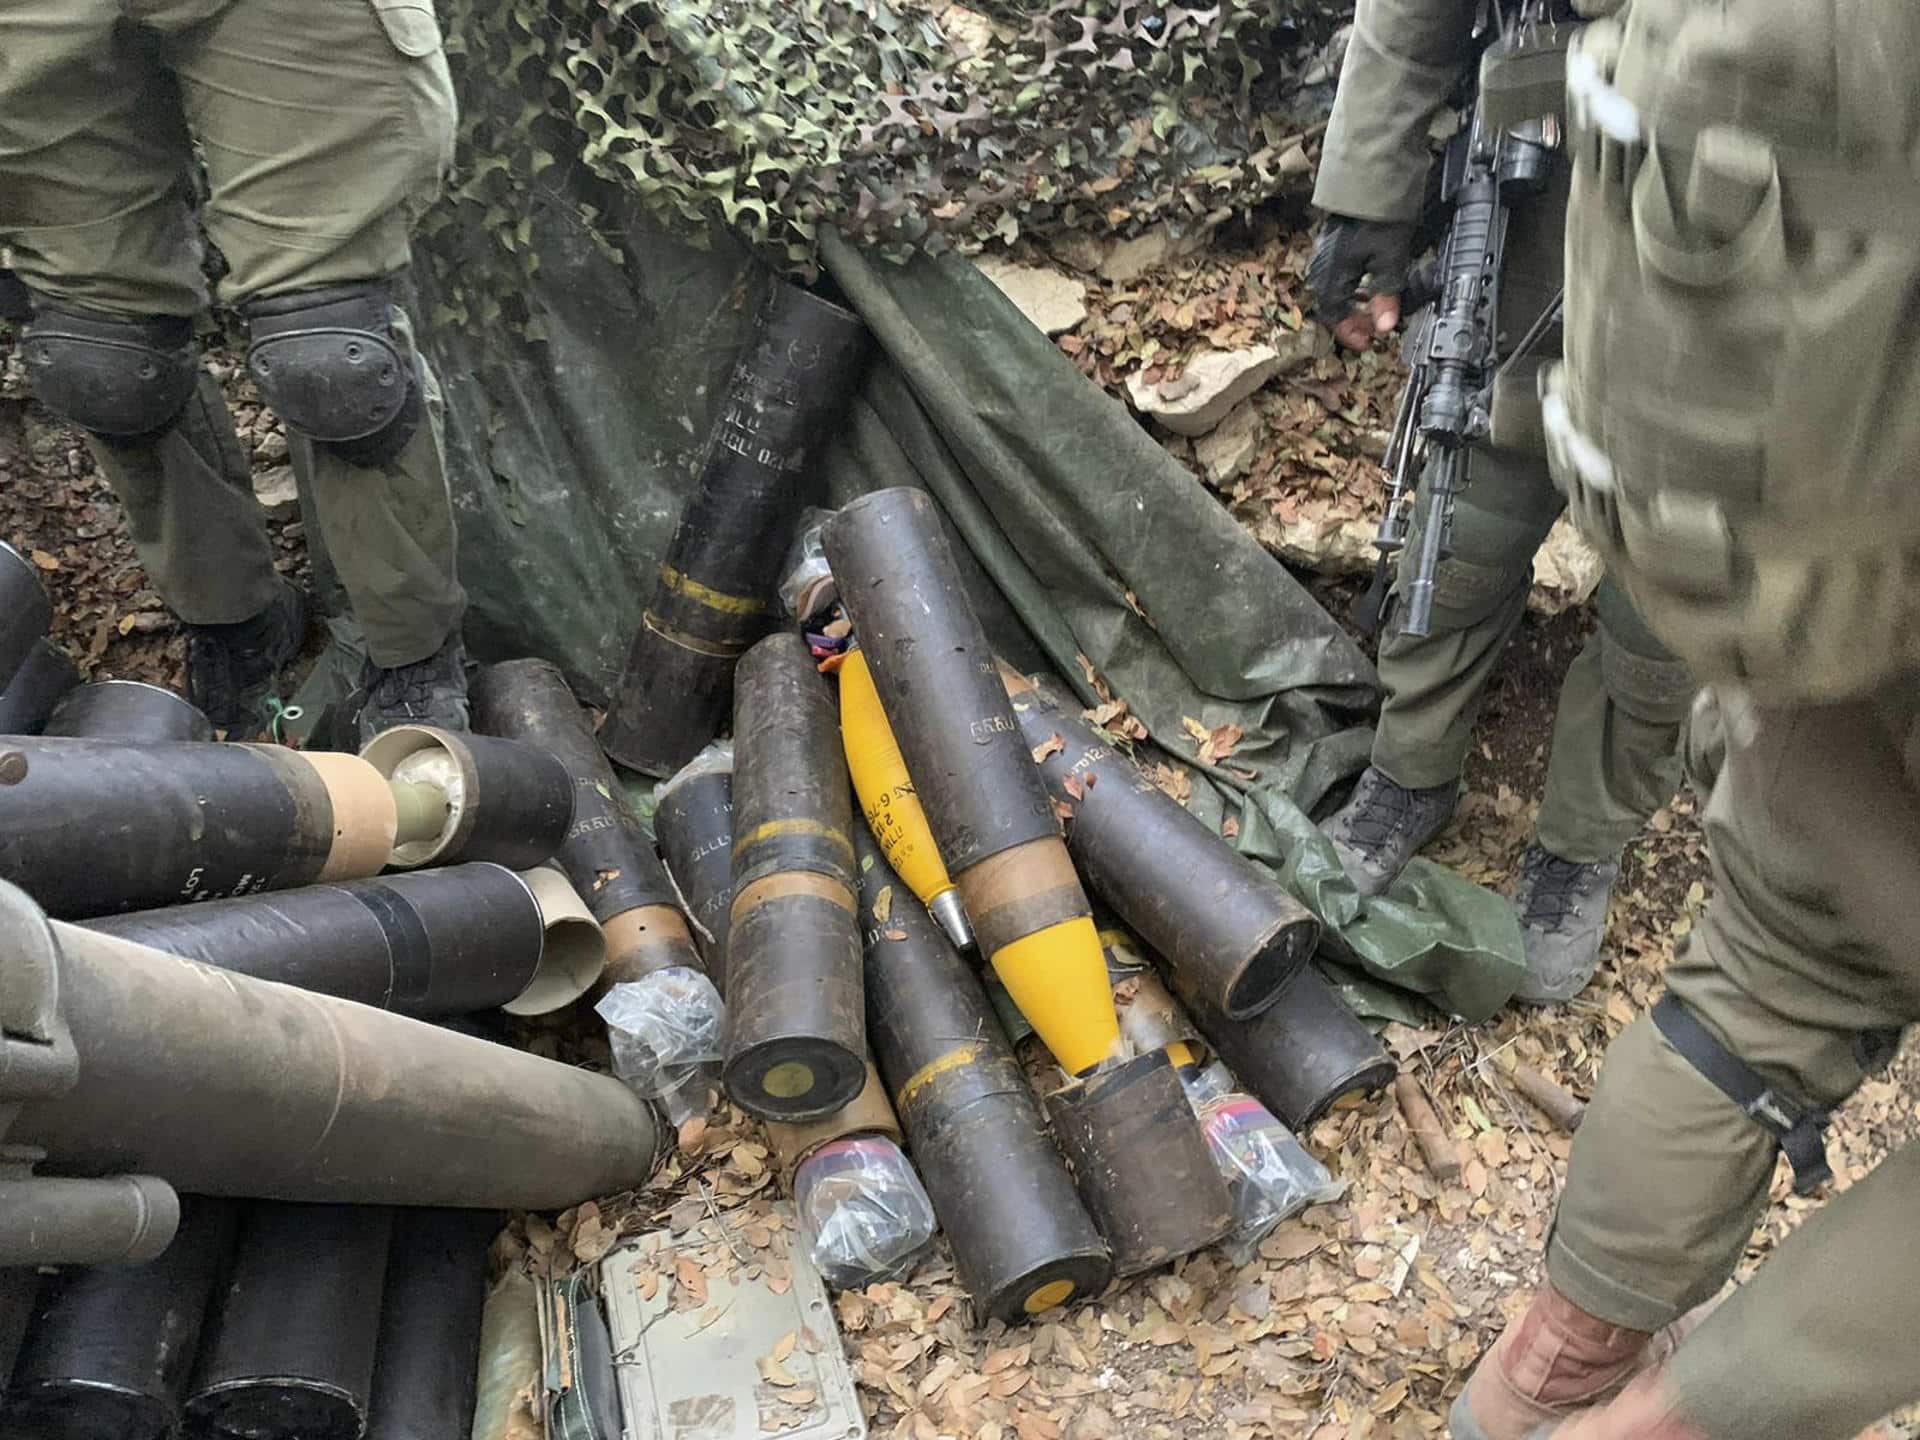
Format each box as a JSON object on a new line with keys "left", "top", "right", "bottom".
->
{"left": 252, "top": 464, "right": 300, "bottom": 522}
{"left": 1194, "top": 399, "right": 1263, "bottom": 486}
{"left": 1270, "top": 321, "right": 1334, "bottom": 375}
{"left": 1128, "top": 345, "right": 1280, "bottom": 438}
{"left": 1048, "top": 231, "right": 1108, "bottom": 275}
{"left": 1096, "top": 219, "right": 1214, "bottom": 284}
{"left": 1248, "top": 503, "right": 1379, "bottom": 578}
{"left": 976, "top": 257, "right": 1088, "bottom": 335}
{"left": 1529, "top": 514, "right": 1604, "bottom": 615}
{"left": 253, "top": 427, "right": 289, "bottom": 462}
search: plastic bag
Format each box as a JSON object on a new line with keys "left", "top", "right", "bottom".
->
{"left": 791, "top": 1137, "right": 938, "bottom": 1291}
{"left": 778, "top": 508, "right": 838, "bottom": 623}
{"left": 595, "top": 967, "right": 727, "bottom": 1125}
{"left": 1180, "top": 1062, "right": 1344, "bottom": 1264}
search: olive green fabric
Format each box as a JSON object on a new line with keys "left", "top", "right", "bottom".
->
{"left": 1548, "top": 681, "right": 1920, "bottom": 1337}
{"left": 0, "top": 0, "right": 455, "bottom": 312}
{"left": 1312, "top": 0, "right": 1479, "bottom": 224}
{"left": 0, "top": 0, "right": 465, "bottom": 666}
{"left": 1547, "top": 4, "right": 1920, "bottom": 704}
{"left": 1664, "top": 1137, "right": 1920, "bottom": 1440}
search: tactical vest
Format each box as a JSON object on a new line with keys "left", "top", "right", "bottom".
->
{"left": 1540, "top": 1, "right": 1920, "bottom": 702}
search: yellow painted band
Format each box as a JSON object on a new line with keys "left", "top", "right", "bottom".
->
{"left": 736, "top": 817, "right": 856, "bottom": 861}
{"left": 658, "top": 564, "right": 766, "bottom": 616}
{"left": 641, "top": 610, "right": 749, "bottom": 658}
{"left": 898, "top": 1042, "right": 985, "bottom": 1109}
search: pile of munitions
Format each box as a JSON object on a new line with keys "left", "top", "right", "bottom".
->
{"left": 0, "top": 280, "right": 1394, "bottom": 1438}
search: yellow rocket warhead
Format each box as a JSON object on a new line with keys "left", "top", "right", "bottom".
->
{"left": 839, "top": 646, "right": 973, "bottom": 950}
{"left": 988, "top": 914, "right": 1122, "bottom": 1077}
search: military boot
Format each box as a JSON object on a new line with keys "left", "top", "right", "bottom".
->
{"left": 1528, "top": 1372, "right": 1705, "bottom": 1440}
{"left": 357, "top": 634, "right": 470, "bottom": 743}
{"left": 186, "top": 583, "right": 309, "bottom": 736}
{"left": 1322, "top": 765, "right": 1458, "bottom": 896}
{"left": 1449, "top": 1284, "right": 1653, "bottom": 1440}
{"left": 1512, "top": 843, "right": 1619, "bottom": 1005}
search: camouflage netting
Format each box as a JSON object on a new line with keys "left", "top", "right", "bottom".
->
{"left": 428, "top": 0, "right": 1344, "bottom": 297}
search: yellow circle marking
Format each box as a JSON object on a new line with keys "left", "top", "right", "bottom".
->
{"left": 762, "top": 1061, "right": 817, "bottom": 1099}
{"left": 1023, "top": 1279, "right": 1076, "bottom": 1314}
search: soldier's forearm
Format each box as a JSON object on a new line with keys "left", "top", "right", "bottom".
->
{"left": 1312, "top": 0, "right": 1480, "bottom": 224}
{"left": 1666, "top": 1139, "right": 1920, "bottom": 1440}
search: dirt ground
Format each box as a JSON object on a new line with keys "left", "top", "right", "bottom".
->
{"left": 4, "top": 246, "right": 1915, "bottom": 1440}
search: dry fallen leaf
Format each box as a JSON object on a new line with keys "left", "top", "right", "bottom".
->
{"left": 29, "top": 549, "right": 58, "bottom": 571}
{"left": 873, "top": 884, "right": 894, "bottom": 924}
{"left": 1031, "top": 733, "right": 1065, "bottom": 763}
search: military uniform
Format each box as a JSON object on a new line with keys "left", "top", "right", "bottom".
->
{"left": 1456, "top": 3, "right": 1920, "bottom": 1437}
{"left": 1313, "top": 0, "right": 1692, "bottom": 870}
{"left": 0, "top": 0, "right": 464, "bottom": 699}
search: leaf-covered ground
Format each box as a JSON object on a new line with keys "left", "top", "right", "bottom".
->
{"left": 4, "top": 239, "right": 1915, "bottom": 1437}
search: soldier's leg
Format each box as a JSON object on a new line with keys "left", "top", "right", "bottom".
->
{"left": 1513, "top": 581, "right": 1691, "bottom": 1002}
{"left": 1326, "top": 443, "right": 1560, "bottom": 893}
{"left": 1533, "top": 582, "right": 1689, "bottom": 863}
{"left": 161, "top": 0, "right": 465, "bottom": 722}
{"left": 1454, "top": 683, "right": 1920, "bottom": 1440}
{"left": 0, "top": 2, "right": 296, "bottom": 722}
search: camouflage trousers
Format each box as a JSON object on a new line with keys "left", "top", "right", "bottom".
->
{"left": 1549, "top": 679, "right": 1920, "bottom": 1438}
{"left": 0, "top": 0, "right": 463, "bottom": 665}
{"left": 1372, "top": 441, "right": 1692, "bottom": 863}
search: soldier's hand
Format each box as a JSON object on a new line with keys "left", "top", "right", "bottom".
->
{"left": 1306, "top": 216, "right": 1414, "bottom": 351}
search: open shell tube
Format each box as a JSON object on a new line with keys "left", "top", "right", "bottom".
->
{"left": 84, "top": 863, "right": 549, "bottom": 1018}
{"left": 762, "top": 1062, "right": 902, "bottom": 1183}
{"left": 186, "top": 1202, "right": 393, "bottom": 1440}
{"left": 858, "top": 829, "right": 1111, "bottom": 1324}
{"left": 359, "top": 725, "right": 574, "bottom": 871}
{"left": 507, "top": 866, "right": 608, "bottom": 1016}
{"left": 366, "top": 1207, "right": 499, "bottom": 1440}
{"left": 0, "top": 639, "right": 81, "bottom": 735}
{"left": 722, "top": 632, "right": 866, "bottom": 1121}
{"left": 1007, "top": 672, "right": 1319, "bottom": 1019}
{"left": 5, "top": 1195, "right": 238, "bottom": 1440}
{"left": 824, "top": 488, "right": 1118, "bottom": 1075}
{"left": 600, "top": 283, "right": 871, "bottom": 776}
{"left": 0, "top": 539, "right": 52, "bottom": 693}
{"left": 45, "top": 680, "right": 212, "bottom": 743}
{"left": 2, "top": 881, "right": 663, "bottom": 1208}
{"left": 656, "top": 761, "right": 735, "bottom": 991}
{"left": 471, "top": 660, "right": 703, "bottom": 986}
{"left": 0, "top": 737, "right": 398, "bottom": 919}
{"left": 1045, "top": 1050, "right": 1235, "bottom": 1278}
{"left": 1182, "top": 965, "right": 1398, "bottom": 1130}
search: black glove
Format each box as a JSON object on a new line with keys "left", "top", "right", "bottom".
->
{"left": 1305, "top": 216, "right": 1415, "bottom": 326}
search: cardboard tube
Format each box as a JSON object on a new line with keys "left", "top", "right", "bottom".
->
{"left": 506, "top": 866, "right": 608, "bottom": 1016}
{"left": 722, "top": 633, "right": 866, "bottom": 1121}
{"left": 0, "top": 738, "right": 397, "bottom": 918}
{"left": 601, "top": 283, "right": 871, "bottom": 776}
{"left": 360, "top": 725, "right": 573, "bottom": 871}
{"left": 86, "top": 863, "right": 549, "bottom": 1018}
{"left": 471, "top": 661, "right": 701, "bottom": 988}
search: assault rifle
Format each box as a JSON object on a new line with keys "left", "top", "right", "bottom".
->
{"left": 1352, "top": 4, "right": 1566, "bottom": 637}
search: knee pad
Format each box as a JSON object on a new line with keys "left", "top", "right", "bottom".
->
{"left": 243, "top": 281, "right": 421, "bottom": 468}
{"left": 19, "top": 299, "right": 199, "bottom": 443}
